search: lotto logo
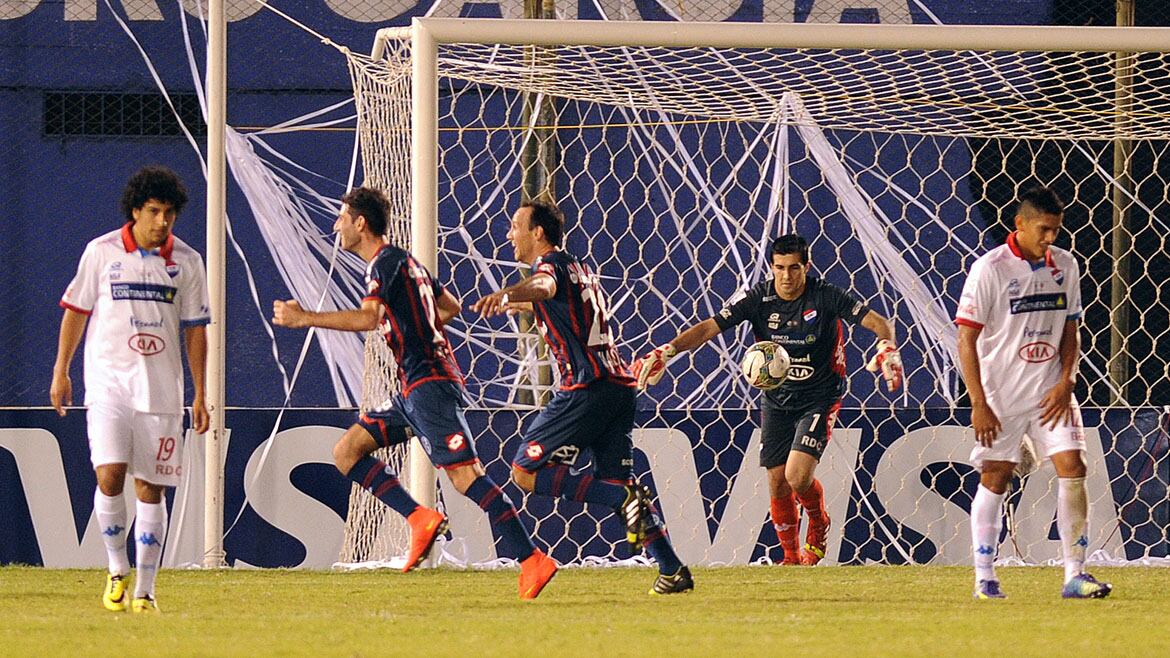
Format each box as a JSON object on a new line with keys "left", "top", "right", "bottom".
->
{"left": 525, "top": 443, "right": 543, "bottom": 460}
{"left": 446, "top": 433, "right": 465, "bottom": 451}
{"left": 129, "top": 333, "right": 165, "bottom": 355}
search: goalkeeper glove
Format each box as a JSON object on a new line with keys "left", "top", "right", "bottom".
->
{"left": 633, "top": 344, "right": 677, "bottom": 391}
{"left": 865, "top": 339, "right": 903, "bottom": 392}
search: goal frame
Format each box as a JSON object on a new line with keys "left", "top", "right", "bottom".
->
{"left": 371, "top": 17, "right": 1170, "bottom": 541}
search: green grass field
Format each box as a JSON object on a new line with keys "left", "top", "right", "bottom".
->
{"left": 2, "top": 565, "right": 1168, "bottom": 657}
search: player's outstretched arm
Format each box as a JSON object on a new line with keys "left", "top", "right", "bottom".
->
{"left": 184, "top": 324, "right": 210, "bottom": 434}
{"left": 633, "top": 318, "right": 721, "bottom": 390}
{"left": 272, "top": 298, "right": 382, "bottom": 332}
{"left": 958, "top": 324, "right": 1001, "bottom": 447}
{"left": 50, "top": 308, "right": 88, "bottom": 417}
{"left": 1039, "top": 318, "right": 1079, "bottom": 430}
{"left": 472, "top": 272, "right": 556, "bottom": 318}
{"left": 861, "top": 310, "right": 903, "bottom": 392}
{"left": 436, "top": 289, "right": 461, "bottom": 325}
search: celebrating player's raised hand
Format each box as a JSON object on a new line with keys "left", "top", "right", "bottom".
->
{"left": 272, "top": 299, "right": 306, "bottom": 328}
{"left": 633, "top": 343, "right": 677, "bottom": 390}
{"left": 865, "top": 339, "right": 903, "bottom": 392}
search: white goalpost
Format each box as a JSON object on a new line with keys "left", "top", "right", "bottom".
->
{"left": 333, "top": 18, "right": 1170, "bottom": 568}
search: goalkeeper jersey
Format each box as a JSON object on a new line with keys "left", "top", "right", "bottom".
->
{"left": 529, "top": 249, "right": 635, "bottom": 390}
{"left": 713, "top": 275, "right": 868, "bottom": 409}
{"left": 60, "top": 223, "right": 210, "bottom": 415}
{"left": 954, "top": 232, "right": 1083, "bottom": 417}
{"left": 363, "top": 244, "right": 462, "bottom": 396}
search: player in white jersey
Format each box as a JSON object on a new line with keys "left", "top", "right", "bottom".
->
{"left": 955, "top": 186, "right": 1111, "bottom": 600}
{"left": 50, "top": 166, "right": 210, "bottom": 614}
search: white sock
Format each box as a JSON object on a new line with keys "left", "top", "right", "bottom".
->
{"left": 971, "top": 484, "right": 1005, "bottom": 583}
{"left": 134, "top": 500, "right": 167, "bottom": 598}
{"left": 1057, "top": 477, "right": 1088, "bottom": 583}
{"left": 93, "top": 489, "right": 130, "bottom": 576}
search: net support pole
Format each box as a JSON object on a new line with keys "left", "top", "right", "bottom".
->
{"left": 1109, "top": 0, "right": 1135, "bottom": 404}
{"left": 408, "top": 17, "right": 439, "bottom": 553}
{"left": 203, "top": 0, "right": 228, "bottom": 569}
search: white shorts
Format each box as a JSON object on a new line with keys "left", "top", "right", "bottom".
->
{"left": 87, "top": 403, "right": 184, "bottom": 487}
{"left": 970, "top": 399, "right": 1086, "bottom": 468}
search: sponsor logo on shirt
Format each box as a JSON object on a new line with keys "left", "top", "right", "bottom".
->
{"left": 719, "top": 308, "right": 732, "bottom": 319}
{"left": 803, "top": 309, "right": 817, "bottom": 323}
{"left": 446, "top": 433, "right": 465, "bottom": 451}
{"left": 1018, "top": 341, "right": 1057, "bottom": 363}
{"left": 1023, "top": 327, "right": 1053, "bottom": 339}
{"left": 165, "top": 263, "right": 180, "bottom": 278}
{"left": 525, "top": 443, "right": 544, "bottom": 460}
{"left": 787, "top": 364, "right": 815, "bottom": 381}
{"left": 1009, "top": 293, "right": 1066, "bottom": 315}
{"left": 767, "top": 312, "right": 780, "bottom": 329}
{"left": 130, "top": 317, "right": 164, "bottom": 329}
{"left": 110, "top": 282, "right": 177, "bottom": 304}
{"left": 128, "top": 333, "right": 166, "bottom": 356}
{"left": 1006, "top": 278, "right": 1020, "bottom": 296}
{"left": 1051, "top": 268, "right": 1064, "bottom": 285}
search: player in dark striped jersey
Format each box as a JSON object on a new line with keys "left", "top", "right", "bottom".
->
{"left": 634, "top": 234, "right": 902, "bottom": 566}
{"left": 273, "top": 187, "right": 556, "bottom": 599}
{"left": 474, "top": 201, "right": 692, "bottom": 595}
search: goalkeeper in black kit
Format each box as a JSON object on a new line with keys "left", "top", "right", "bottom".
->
{"left": 633, "top": 234, "right": 902, "bottom": 565}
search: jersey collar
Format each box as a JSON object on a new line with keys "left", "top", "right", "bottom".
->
{"left": 121, "top": 221, "right": 175, "bottom": 263}
{"left": 1006, "top": 231, "right": 1053, "bottom": 267}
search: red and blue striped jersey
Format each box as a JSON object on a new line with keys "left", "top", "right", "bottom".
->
{"left": 363, "top": 244, "right": 462, "bottom": 396}
{"left": 529, "top": 250, "right": 635, "bottom": 390}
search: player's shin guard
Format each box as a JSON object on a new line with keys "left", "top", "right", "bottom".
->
{"left": 770, "top": 494, "right": 800, "bottom": 564}
{"left": 971, "top": 485, "right": 1005, "bottom": 584}
{"left": 640, "top": 497, "right": 683, "bottom": 575}
{"left": 1057, "top": 477, "right": 1089, "bottom": 583}
{"left": 347, "top": 455, "right": 420, "bottom": 518}
{"left": 465, "top": 476, "right": 536, "bottom": 561}
{"left": 134, "top": 500, "right": 166, "bottom": 599}
{"left": 94, "top": 489, "right": 131, "bottom": 576}
{"left": 533, "top": 464, "right": 626, "bottom": 507}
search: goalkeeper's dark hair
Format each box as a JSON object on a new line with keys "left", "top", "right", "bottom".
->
{"left": 342, "top": 186, "right": 392, "bottom": 237}
{"left": 522, "top": 200, "right": 564, "bottom": 247}
{"left": 771, "top": 234, "right": 809, "bottom": 264}
{"left": 121, "top": 165, "right": 188, "bottom": 221}
{"left": 1017, "top": 185, "right": 1065, "bottom": 217}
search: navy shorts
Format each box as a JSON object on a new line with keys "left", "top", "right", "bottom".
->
{"left": 357, "top": 379, "right": 478, "bottom": 469}
{"left": 513, "top": 380, "right": 637, "bottom": 481}
{"left": 759, "top": 396, "right": 841, "bottom": 468}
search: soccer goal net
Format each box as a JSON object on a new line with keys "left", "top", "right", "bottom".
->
{"left": 337, "top": 19, "right": 1170, "bottom": 568}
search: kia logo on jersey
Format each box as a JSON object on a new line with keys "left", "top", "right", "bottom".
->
{"left": 128, "top": 333, "right": 166, "bottom": 356}
{"left": 1019, "top": 341, "right": 1056, "bottom": 363}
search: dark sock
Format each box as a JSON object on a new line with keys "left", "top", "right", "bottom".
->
{"left": 465, "top": 476, "right": 536, "bottom": 561}
{"left": 346, "top": 455, "right": 419, "bottom": 518}
{"left": 533, "top": 464, "right": 626, "bottom": 507}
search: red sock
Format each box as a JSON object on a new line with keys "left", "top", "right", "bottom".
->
{"left": 770, "top": 494, "right": 800, "bottom": 561}
{"left": 796, "top": 479, "right": 828, "bottom": 528}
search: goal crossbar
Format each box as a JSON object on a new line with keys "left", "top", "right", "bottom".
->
{"left": 376, "top": 18, "right": 1170, "bottom": 55}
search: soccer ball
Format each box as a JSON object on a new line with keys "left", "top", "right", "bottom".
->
{"left": 740, "top": 341, "right": 790, "bottom": 390}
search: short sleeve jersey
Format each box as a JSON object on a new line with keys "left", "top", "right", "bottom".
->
{"left": 363, "top": 244, "right": 462, "bottom": 396}
{"left": 954, "top": 232, "right": 1082, "bottom": 417}
{"left": 60, "top": 223, "right": 211, "bottom": 415}
{"left": 530, "top": 250, "right": 635, "bottom": 390}
{"left": 713, "top": 275, "right": 868, "bottom": 408}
